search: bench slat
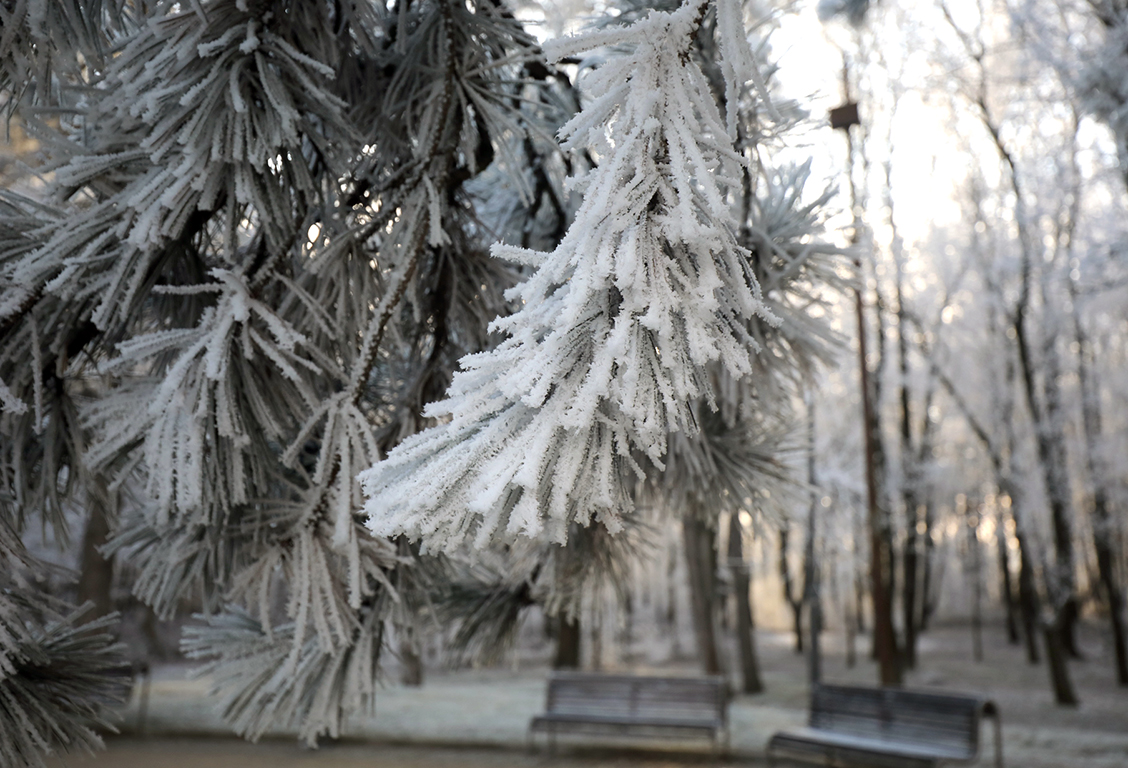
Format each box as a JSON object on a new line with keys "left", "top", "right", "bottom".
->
{"left": 529, "top": 672, "right": 729, "bottom": 755}
{"left": 768, "top": 684, "right": 1002, "bottom": 768}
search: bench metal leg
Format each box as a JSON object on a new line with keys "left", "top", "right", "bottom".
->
{"left": 991, "top": 710, "right": 1004, "bottom": 768}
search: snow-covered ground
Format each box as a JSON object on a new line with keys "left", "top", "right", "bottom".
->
{"left": 45, "top": 619, "right": 1128, "bottom": 767}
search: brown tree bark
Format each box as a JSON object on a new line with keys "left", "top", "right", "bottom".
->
{"left": 77, "top": 484, "right": 115, "bottom": 621}
{"left": 1013, "top": 517, "right": 1042, "bottom": 665}
{"left": 997, "top": 512, "right": 1020, "bottom": 646}
{"left": 1069, "top": 274, "right": 1128, "bottom": 685}
{"left": 803, "top": 394, "right": 823, "bottom": 686}
{"left": 400, "top": 636, "right": 423, "bottom": 686}
{"left": 1042, "top": 618, "right": 1079, "bottom": 706}
{"left": 919, "top": 500, "right": 937, "bottom": 633}
{"left": 554, "top": 614, "right": 581, "bottom": 669}
{"left": 683, "top": 514, "right": 723, "bottom": 676}
{"left": 892, "top": 174, "right": 922, "bottom": 670}
{"left": 729, "top": 512, "right": 762, "bottom": 693}
{"left": 857, "top": 285, "right": 901, "bottom": 686}
{"left": 779, "top": 525, "right": 805, "bottom": 654}
{"left": 965, "top": 503, "right": 984, "bottom": 663}
{"left": 836, "top": 58, "right": 897, "bottom": 682}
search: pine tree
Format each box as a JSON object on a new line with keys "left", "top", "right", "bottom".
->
{"left": 1, "top": 0, "right": 842, "bottom": 763}
{"left": 1, "top": 0, "right": 568, "bottom": 759}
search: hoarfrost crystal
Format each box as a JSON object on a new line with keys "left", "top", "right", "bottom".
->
{"left": 360, "top": 0, "right": 775, "bottom": 554}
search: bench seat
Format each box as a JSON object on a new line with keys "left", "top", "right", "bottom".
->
{"left": 770, "top": 726, "right": 975, "bottom": 767}
{"left": 528, "top": 672, "right": 728, "bottom": 754}
{"left": 767, "top": 684, "right": 1002, "bottom": 768}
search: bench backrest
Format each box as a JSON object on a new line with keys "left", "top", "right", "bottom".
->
{"left": 809, "top": 684, "right": 988, "bottom": 758}
{"left": 546, "top": 672, "right": 727, "bottom": 725}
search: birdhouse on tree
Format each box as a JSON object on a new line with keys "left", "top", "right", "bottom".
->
{"left": 830, "top": 101, "right": 860, "bottom": 130}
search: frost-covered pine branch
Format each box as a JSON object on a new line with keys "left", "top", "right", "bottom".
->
{"left": 0, "top": 592, "right": 131, "bottom": 768}
{"left": 3, "top": 0, "right": 568, "bottom": 755}
{"left": 360, "top": 0, "right": 777, "bottom": 553}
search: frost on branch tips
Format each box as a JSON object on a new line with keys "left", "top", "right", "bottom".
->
{"left": 360, "top": 0, "right": 775, "bottom": 553}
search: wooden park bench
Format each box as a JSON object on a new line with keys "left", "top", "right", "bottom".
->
{"left": 767, "top": 683, "right": 1003, "bottom": 768}
{"left": 528, "top": 671, "right": 729, "bottom": 755}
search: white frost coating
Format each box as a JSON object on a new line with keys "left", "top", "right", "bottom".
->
{"left": 360, "top": 0, "right": 775, "bottom": 555}
{"left": 714, "top": 0, "right": 778, "bottom": 138}
{"left": 87, "top": 269, "right": 317, "bottom": 526}
{"left": 0, "top": 376, "right": 27, "bottom": 415}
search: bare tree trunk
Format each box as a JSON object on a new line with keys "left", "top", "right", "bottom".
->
{"left": 77, "top": 482, "right": 115, "bottom": 621}
{"left": 902, "top": 509, "right": 920, "bottom": 669}
{"left": 838, "top": 56, "right": 897, "bottom": 683}
{"left": 854, "top": 537, "right": 868, "bottom": 635}
{"left": 1013, "top": 517, "right": 1042, "bottom": 665}
{"left": 1035, "top": 319, "right": 1081, "bottom": 658}
{"left": 779, "top": 525, "right": 805, "bottom": 653}
{"left": 729, "top": 513, "right": 762, "bottom": 693}
{"left": 967, "top": 504, "right": 984, "bottom": 663}
{"left": 1043, "top": 618, "right": 1079, "bottom": 706}
{"left": 1069, "top": 273, "right": 1128, "bottom": 685}
{"left": 554, "top": 614, "right": 581, "bottom": 669}
{"left": 804, "top": 393, "right": 823, "bottom": 686}
{"left": 621, "top": 590, "right": 634, "bottom": 658}
{"left": 1015, "top": 315, "right": 1081, "bottom": 698}
{"left": 665, "top": 538, "right": 682, "bottom": 658}
{"left": 859, "top": 278, "right": 901, "bottom": 686}
{"left": 590, "top": 602, "right": 603, "bottom": 671}
{"left": 683, "top": 514, "right": 723, "bottom": 675}
{"left": 997, "top": 511, "right": 1020, "bottom": 646}
{"left": 1095, "top": 525, "right": 1128, "bottom": 686}
{"left": 400, "top": 635, "right": 423, "bottom": 686}
{"left": 139, "top": 604, "right": 169, "bottom": 660}
{"left": 920, "top": 500, "right": 936, "bottom": 633}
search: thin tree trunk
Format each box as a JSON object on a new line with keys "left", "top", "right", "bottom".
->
{"left": 683, "top": 515, "right": 723, "bottom": 675}
{"left": 590, "top": 602, "right": 603, "bottom": 671}
{"left": 839, "top": 59, "right": 897, "bottom": 682}
{"left": 1043, "top": 618, "right": 1079, "bottom": 706}
{"left": 554, "top": 614, "right": 581, "bottom": 669}
{"left": 920, "top": 500, "right": 936, "bottom": 633}
{"left": 859, "top": 276, "right": 900, "bottom": 686}
{"left": 997, "top": 511, "right": 1020, "bottom": 645}
{"left": 729, "top": 512, "right": 762, "bottom": 693}
{"left": 77, "top": 483, "right": 115, "bottom": 621}
{"left": 400, "top": 636, "right": 423, "bottom": 686}
{"left": 804, "top": 393, "right": 823, "bottom": 686}
{"left": 1095, "top": 531, "right": 1128, "bottom": 685}
{"left": 903, "top": 506, "right": 920, "bottom": 669}
{"left": 1016, "top": 312, "right": 1083, "bottom": 689}
{"left": 1069, "top": 272, "right": 1128, "bottom": 685}
{"left": 968, "top": 506, "right": 984, "bottom": 663}
{"left": 139, "top": 604, "right": 169, "bottom": 660}
{"left": 665, "top": 538, "right": 682, "bottom": 657}
{"left": 1035, "top": 320, "right": 1081, "bottom": 658}
{"left": 779, "top": 525, "right": 805, "bottom": 653}
{"left": 1014, "top": 519, "right": 1042, "bottom": 665}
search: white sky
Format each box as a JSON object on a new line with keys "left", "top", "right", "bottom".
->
{"left": 770, "top": 2, "right": 964, "bottom": 251}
